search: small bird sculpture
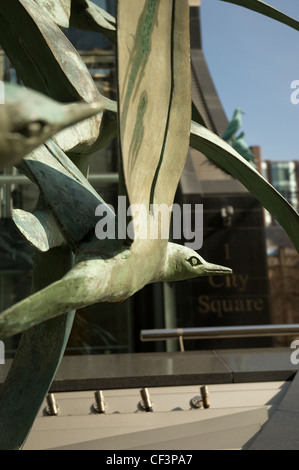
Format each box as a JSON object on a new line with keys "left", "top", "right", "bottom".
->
{"left": 231, "top": 131, "right": 255, "bottom": 166}
{"left": 222, "top": 108, "right": 244, "bottom": 142}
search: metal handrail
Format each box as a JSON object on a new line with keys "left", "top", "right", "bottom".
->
{"left": 140, "top": 324, "right": 299, "bottom": 352}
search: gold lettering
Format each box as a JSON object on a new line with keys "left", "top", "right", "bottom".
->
{"left": 209, "top": 274, "right": 249, "bottom": 292}
{"left": 208, "top": 275, "right": 225, "bottom": 289}
{"left": 238, "top": 275, "right": 249, "bottom": 292}
{"left": 210, "top": 300, "right": 223, "bottom": 318}
{"left": 253, "top": 298, "right": 264, "bottom": 311}
{"left": 222, "top": 299, "right": 233, "bottom": 313}
{"left": 198, "top": 296, "right": 265, "bottom": 316}
{"left": 198, "top": 295, "right": 210, "bottom": 314}
{"left": 234, "top": 299, "right": 246, "bottom": 312}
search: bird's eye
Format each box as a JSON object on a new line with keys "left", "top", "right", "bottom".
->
{"left": 187, "top": 256, "right": 202, "bottom": 267}
{"left": 12, "top": 121, "right": 47, "bottom": 139}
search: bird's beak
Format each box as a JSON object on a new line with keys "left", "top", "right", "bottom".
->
{"left": 58, "top": 100, "right": 104, "bottom": 129}
{"left": 204, "top": 263, "right": 232, "bottom": 276}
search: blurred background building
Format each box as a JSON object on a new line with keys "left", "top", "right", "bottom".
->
{"left": 0, "top": 0, "right": 298, "bottom": 357}
{"left": 261, "top": 159, "right": 299, "bottom": 344}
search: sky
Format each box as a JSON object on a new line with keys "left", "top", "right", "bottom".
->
{"left": 200, "top": 0, "right": 299, "bottom": 162}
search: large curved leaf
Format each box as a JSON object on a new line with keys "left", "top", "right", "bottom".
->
{"left": 220, "top": 0, "right": 299, "bottom": 32}
{"left": 190, "top": 121, "right": 299, "bottom": 254}
{"left": 118, "top": 0, "right": 191, "bottom": 213}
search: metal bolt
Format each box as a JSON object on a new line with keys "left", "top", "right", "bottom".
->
{"left": 45, "top": 393, "right": 59, "bottom": 416}
{"left": 200, "top": 385, "right": 210, "bottom": 408}
{"left": 93, "top": 390, "right": 106, "bottom": 413}
{"left": 139, "top": 388, "right": 153, "bottom": 412}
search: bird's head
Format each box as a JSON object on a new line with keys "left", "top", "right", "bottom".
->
{"left": 0, "top": 83, "right": 103, "bottom": 169}
{"left": 156, "top": 242, "right": 232, "bottom": 282}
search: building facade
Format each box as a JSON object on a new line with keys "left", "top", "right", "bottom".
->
{"left": 260, "top": 159, "right": 299, "bottom": 345}
{"left": 262, "top": 160, "right": 299, "bottom": 226}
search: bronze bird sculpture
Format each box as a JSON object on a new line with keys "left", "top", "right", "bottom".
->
{"left": 0, "top": 0, "right": 232, "bottom": 338}
{"left": 0, "top": 83, "right": 103, "bottom": 170}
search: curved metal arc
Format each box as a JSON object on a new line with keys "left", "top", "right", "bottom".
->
{"left": 190, "top": 120, "right": 299, "bottom": 254}
{"left": 220, "top": 0, "right": 299, "bottom": 32}
{"left": 0, "top": 247, "right": 75, "bottom": 450}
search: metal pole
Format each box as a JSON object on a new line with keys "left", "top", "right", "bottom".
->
{"left": 163, "top": 283, "right": 178, "bottom": 352}
{"left": 140, "top": 324, "right": 299, "bottom": 342}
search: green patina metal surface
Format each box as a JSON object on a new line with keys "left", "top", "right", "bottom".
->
{"left": 0, "top": 1, "right": 232, "bottom": 344}
{"left": 128, "top": 90, "right": 148, "bottom": 172}
{"left": 0, "top": 83, "right": 103, "bottom": 169}
{"left": 120, "top": 0, "right": 160, "bottom": 134}
{"left": 0, "top": 247, "right": 75, "bottom": 450}
{"left": 0, "top": 0, "right": 298, "bottom": 451}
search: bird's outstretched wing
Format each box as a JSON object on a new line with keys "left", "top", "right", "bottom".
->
{"left": 0, "top": 0, "right": 116, "bottom": 154}
{"left": 13, "top": 139, "right": 115, "bottom": 251}
{"left": 117, "top": 0, "right": 191, "bottom": 213}
{"left": 0, "top": 273, "right": 92, "bottom": 339}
